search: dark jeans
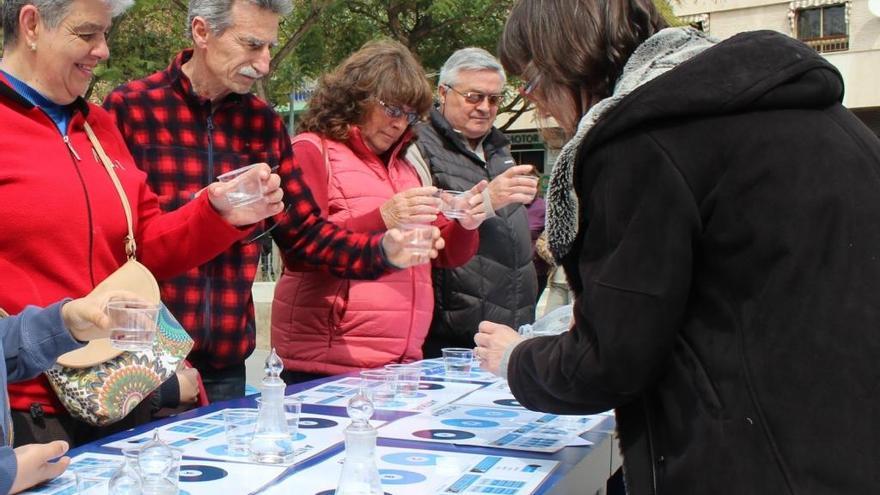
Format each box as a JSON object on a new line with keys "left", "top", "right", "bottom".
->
{"left": 12, "top": 399, "right": 152, "bottom": 447}
{"left": 198, "top": 362, "right": 246, "bottom": 403}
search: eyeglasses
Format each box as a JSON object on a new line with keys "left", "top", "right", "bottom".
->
{"left": 443, "top": 85, "right": 504, "bottom": 106}
{"left": 519, "top": 74, "right": 540, "bottom": 99}
{"left": 375, "top": 99, "right": 420, "bottom": 125}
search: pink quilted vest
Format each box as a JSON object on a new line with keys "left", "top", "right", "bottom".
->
{"left": 271, "top": 129, "right": 434, "bottom": 375}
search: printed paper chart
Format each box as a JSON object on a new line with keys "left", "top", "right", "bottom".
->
{"left": 454, "top": 381, "right": 612, "bottom": 433}
{"left": 293, "top": 376, "right": 484, "bottom": 412}
{"left": 21, "top": 452, "right": 285, "bottom": 495}
{"left": 260, "top": 445, "right": 558, "bottom": 495}
{"left": 379, "top": 404, "right": 595, "bottom": 453}
{"left": 103, "top": 408, "right": 384, "bottom": 465}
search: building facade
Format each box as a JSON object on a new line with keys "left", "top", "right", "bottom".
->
{"left": 673, "top": 0, "right": 880, "bottom": 135}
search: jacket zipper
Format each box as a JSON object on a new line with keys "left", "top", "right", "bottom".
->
{"left": 63, "top": 135, "right": 82, "bottom": 161}
{"left": 63, "top": 132, "right": 96, "bottom": 288}
{"left": 203, "top": 112, "right": 215, "bottom": 348}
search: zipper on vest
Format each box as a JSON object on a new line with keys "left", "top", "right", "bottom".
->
{"left": 63, "top": 135, "right": 81, "bottom": 161}
{"left": 202, "top": 112, "right": 215, "bottom": 344}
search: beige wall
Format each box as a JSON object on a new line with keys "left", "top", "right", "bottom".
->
{"left": 672, "top": 0, "right": 880, "bottom": 109}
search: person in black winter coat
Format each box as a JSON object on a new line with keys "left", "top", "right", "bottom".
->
{"left": 474, "top": 0, "right": 880, "bottom": 493}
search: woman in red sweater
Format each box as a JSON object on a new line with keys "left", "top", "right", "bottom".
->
{"left": 0, "top": 0, "right": 284, "bottom": 446}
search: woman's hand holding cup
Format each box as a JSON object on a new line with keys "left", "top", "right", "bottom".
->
{"left": 380, "top": 186, "right": 441, "bottom": 228}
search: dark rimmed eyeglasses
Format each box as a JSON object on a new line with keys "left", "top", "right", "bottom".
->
{"left": 518, "top": 74, "right": 540, "bottom": 99}
{"left": 443, "top": 85, "right": 504, "bottom": 106}
{"left": 376, "top": 99, "right": 421, "bottom": 125}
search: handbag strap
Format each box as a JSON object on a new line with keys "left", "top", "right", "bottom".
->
{"left": 83, "top": 122, "right": 137, "bottom": 260}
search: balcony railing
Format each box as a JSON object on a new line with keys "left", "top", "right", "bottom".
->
{"left": 801, "top": 35, "right": 849, "bottom": 53}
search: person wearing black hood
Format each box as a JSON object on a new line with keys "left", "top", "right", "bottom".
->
{"left": 474, "top": 0, "right": 880, "bottom": 493}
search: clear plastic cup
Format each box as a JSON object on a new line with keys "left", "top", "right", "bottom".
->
{"left": 441, "top": 347, "right": 474, "bottom": 377}
{"left": 435, "top": 190, "right": 473, "bottom": 219}
{"left": 399, "top": 223, "right": 434, "bottom": 256}
{"left": 359, "top": 370, "right": 397, "bottom": 406}
{"left": 74, "top": 463, "right": 116, "bottom": 494}
{"left": 223, "top": 409, "right": 258, "bottom": 456}
{"left": 383, "top": 363, "right": 419, "bottom": 396}
{"left": 217, "top": 164, "right": 264, "bottom": 208}
{"left": 106, "top": 300, "right": 160, "bottom": 351}
{"left": 384, "top": 363, "right": 421, "bottom": 398}
{"left": 256, "top": 396, "right": 302, "bottom": 441}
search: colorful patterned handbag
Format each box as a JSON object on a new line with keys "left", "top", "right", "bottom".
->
{"left": 43, "top": 122, "right": 193, "bottom": 426}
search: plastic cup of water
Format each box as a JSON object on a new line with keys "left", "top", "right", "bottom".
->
{"left": 217, "top": 164, "right": 264, "bottom": 208}
{"left": 106, "top": 300, "right": 160, "bottom": 351}
{"left": 359, "top": 370, "right": 397, "bottom": 406}
{"left": 384, "top": 364, "right": 421, "bottom": 398}
{"left": 223, "top": 409, "right": 257, "bottom": 456}
{"left": 442, "top": 347, "right": 474, "bottom": 377}
{"left": 282, "top": 396, "right": 302, "bottom": 442}
{"left": 399, "top": 223, "right": 434, "bottom": 257}
{"left": 256, "top": 396, "right": 302, "bottom": 441}
{"left": 435, "top": 190, "right": 473, "bottom": 219}
{"left": 74, "top": 463, "right": 115, "bottom": 494}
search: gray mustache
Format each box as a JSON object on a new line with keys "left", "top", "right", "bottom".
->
{"left": 239, "top": 67, "right": 264, "bottom": 79}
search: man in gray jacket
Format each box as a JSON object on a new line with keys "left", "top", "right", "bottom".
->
{"left": 408, "top": 48, "right": 539, "bottom": 357}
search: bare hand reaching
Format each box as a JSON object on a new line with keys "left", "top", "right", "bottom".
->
{"left": 61, "top": 290, "right": 141, "bottom": 342}
{"left": 488, "top": 164, "right": 539, "bottom": 210}
{"left": 474, "top": 321, "right": 525, "bottom": 376}
{"left": 10, "top": 441, "right": 70, "bottom": 494}
{"left": 382, "top": 226, "right": 445, "bottom": 268}
{"left": 207, "top": 163, "right": 285, "bottom": 226}
{"left": 457, "top": 180, "right": 490, "bottom": 230}
{"left": 380, "top": 186, "right": 441, "bottom": 228}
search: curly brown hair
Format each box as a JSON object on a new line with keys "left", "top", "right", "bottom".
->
{"left": 297, "top": 39, "right": 433, "bottom": 142}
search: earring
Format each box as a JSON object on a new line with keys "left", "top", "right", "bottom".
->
{"left": 29, "top": 42, "right": 36, "bottom": 51}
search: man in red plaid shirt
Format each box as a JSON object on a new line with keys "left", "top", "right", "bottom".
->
{"left": 103, "top": 0, "right": 438, "bottom": 402}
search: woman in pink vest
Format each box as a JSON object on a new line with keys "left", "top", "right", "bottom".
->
{"left": 271, "top": 40, "right": 486, "bottom": 383}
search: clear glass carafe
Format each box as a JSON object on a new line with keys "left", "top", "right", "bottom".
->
{"left": 336, "top": 385, "right": 383, "bottom": 495}
{"left": 137, "top": 430, "right": 181, "bottom": 495}
{"left": 250, "top": 348, "right": 296, "bottom": 463}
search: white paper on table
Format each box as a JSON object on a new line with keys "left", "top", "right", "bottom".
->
{"left": 20, "top": 452, "right": 286, "bottom": 495}
{"left": 259, "top": 445, "right": 559, "bottom": 495}
{"left": 102, "top": 408, "right": 384, "bottom": 466}
{"left": 379, "top": 404, "right": 593, "bottom": 454}
{"left": 293, "top": 375, "right": 485, "bottom": 412}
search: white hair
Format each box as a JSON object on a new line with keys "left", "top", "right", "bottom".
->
{"left": 438, "top": 47, "right": 507, "bottom": 89}
{"left": 2, "top": 0, "right": 133, "bottom": 48}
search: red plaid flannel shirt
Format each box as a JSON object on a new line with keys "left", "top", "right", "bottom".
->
{"left": 103, "top": 49, "right": 389, "bottom": 369}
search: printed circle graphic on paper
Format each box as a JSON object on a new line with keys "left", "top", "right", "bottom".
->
{"left": 418, "top": 382, "right": 445, "bottom": 391}
{"left": 442, "top": 418, "right": 500, "bottom": 429}
{"left": 382, "top": 452, "right": 442, "bottom": 466}
{"left": 494, "top": 398, "right": 523, "bottom": 408}
{"left": 179, "top": 465, "right": 228, "bottom": 482}
{"left": 379, "top": 469, "right": 427, "bottom": 485}
{"left": 413, "top": 429, "right": 476, "bottom": 441}
{"left": 466, "top": 408, "right": 518, "bottom": 419}
{"left": 298, "top": 417, "right": 338, "bottom": 429}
